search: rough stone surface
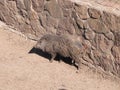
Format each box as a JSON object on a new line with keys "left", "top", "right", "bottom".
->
{"left": 102, "top": 12, "right": 120, "bottom": 34}
{"left": 57, "top": 17, "right": 75, "bottom": 35}
{"left": 45, "top": 0, "right": 63, "bottom": 18}
{"left": 98, "top": 34, "right": 113, "bottom": 53}
{"left": 31, "top": 0, "right": 44, "bottom": 12}
{"left": 111, "top": 46, "right": 120, "bottom": 76}
{"left": 88, "top": 18, "right": 109, "bottom": 34}
{"left": 58, "top": 0, "right": 74, "bottom": 9}
{"left": 84, "top": 28, "right": 95, "bottom": 40}
{"left": 76, "top": 18, "right": 87, "bottom": 29}
{"left": 0, "top": 0, "right": 120, "bottom": 78}
{"left": 114, "top": 31, "right": 120, "bottom": 46}
{"left": 112, "top": 46, "right": 120, "bottom": 64}
{"left": 104, "top": 31, "right": 115, "bottom": 41}
{"left": 88, "top": 8, "right": 101, "bottom": 19}
{"left": 74, "top": 3, "right": 89, "bottom": 20}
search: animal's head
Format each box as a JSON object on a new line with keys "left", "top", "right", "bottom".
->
{"left": 34, "top": 37, "right": 48, "bottom": 52}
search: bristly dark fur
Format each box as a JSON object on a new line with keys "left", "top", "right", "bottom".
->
{"left": 34, "top": 34, "right": 86, "bottom": 70}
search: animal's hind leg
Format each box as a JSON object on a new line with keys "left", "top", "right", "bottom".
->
{"left": 50, "top": 53, "right": 56, "bottom": 63}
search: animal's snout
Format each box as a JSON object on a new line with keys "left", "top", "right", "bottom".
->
{"left": 34, "top": 43, "right": 38, "bottom": 48}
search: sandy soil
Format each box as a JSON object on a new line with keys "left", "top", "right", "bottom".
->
{"left": 0, "top": 23, "right": 120, "bottom": 90}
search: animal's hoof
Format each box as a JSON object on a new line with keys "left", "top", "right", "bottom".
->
{"left": 59, "top": 60, "right": 62, "bottom": 63}
{"left": 50, "top": 60, "right": 53, "bottom": 63}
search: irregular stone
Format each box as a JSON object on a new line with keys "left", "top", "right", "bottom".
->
{"left": 18, "top": 23, "right": 32, "bottom": 34}
{"left": 84, "top": 28, "right": 95, "bottom": 40}
{"left": 102, "top": 11, "right": 120, "bottom": 32}
{"left": 100, "top": 35, "right": 113, "bottom": 53}
{"left": 46, "top": 16, "right": 58, "bottom": 28}
{"left": 5, "top": 1, "right": 18, "bottom": 26}
{"left": 88, "top": 18, "right": 109, "bottom": 34}
{"left": 114, "top": 31, "right": 120, "bottom": 46}
{"left": 57, "top": 17, "right": 75, "bottom": 35}
{"left": 28, "top": 9, "right": 45, "bottom": 36}
{"left": 88, "top": 8, "right": 101, "bottom": 19}
{"left": 112, "top": 46, "right": 120, "bottom": 64}
{"left": 0, "top": 0, "right": 6, "bottom": 5}
{"left": 72, "top": 19, "right": 83, "bottom": 36}
{"left": 24, "top": 0, "right": 32, "bottom": 11}
{"left": 74, "top": 3, "right": 89, "bottom": 20}
{"left": 71, "top": 10, "right": 77, "bottom": 20}
{"left": 0, "top": 1, "right": 8, "bottom": 21}
{"left": 82, "top": 54, "right": 94, "bottom": 64}
{"left": 16, "top": 0, "right": 26, "bottom": 10}
{"left": 45, "top": 0, "right": 63, "bottom": 18}
{"left": 95, "top": 34, "right": 113, "bottom": 53}
{"left": 31, "top": 0, "right": 44, "bottom": 12}
{"left": 16, "top": 0, "right": 28, "bottom": 18}
{"left": 0, "top": 12, "right": 5, "bottom": 21}
{"left": 39, "top": 12, "right": 48, "bottom": 28}
{"left": 62, "top": 9, "right": 71, "bottom": 17}
{"left": 39, "top": 11, "right": 58, "bottom": 29}
{"left": 58, "top": 0, "right": 74, "bottom": 9}
{"left": 76, "top": 19, "right": 87, "bottom": 29}
{"left": 90, "top": 49, "right": 102, "bottom": 66}
{"left": 98, "top": 53, "right": 115, "bottom": 73}
{"left": 116, "top": 16, "right": 120, "bottom": 32}
{"left": 83, "top": 40, "right": 92, "bottom": 56}
{"left": 104, "top": 31, "right": 114, "bottom": 41}
{"left": 7, "top": 1, "right": 18, "bottom": 16}
{"left": 90, "top": 49, "right": 115, "bottom": 74}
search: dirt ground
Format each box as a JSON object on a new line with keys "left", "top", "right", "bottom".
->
{"left": 0, "top": 22, "right": 120, "bottom": 90}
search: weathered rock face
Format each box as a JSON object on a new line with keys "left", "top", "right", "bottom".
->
{"left": 0, "top": 0, "right": 120, "bottom": 77}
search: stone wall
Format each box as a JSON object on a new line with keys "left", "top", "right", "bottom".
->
{"left": 0, "top": 0, "right": 120, "bottom": 77}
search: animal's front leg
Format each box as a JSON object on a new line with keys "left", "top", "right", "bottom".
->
{"left": 76, "top": 58, "right": 82, "bottom": 73}
{"left": 71, "top": 60, "right": 75, "bottom": 65}
{"left": 50, "top": 53, "right": 56, "bottom": 63}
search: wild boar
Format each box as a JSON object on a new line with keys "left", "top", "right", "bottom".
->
{"left": 34, "top": 34, "right": 86, "bottom": 70}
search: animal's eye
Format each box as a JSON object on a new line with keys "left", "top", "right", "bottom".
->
{"left": 40, "top": 40, "right": 42, "bottom": 43}
{"left": 44, "top": 38, "right": 48, "bottom": 41}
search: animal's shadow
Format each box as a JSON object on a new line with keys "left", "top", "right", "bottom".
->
{"left": 29, "top": 47, "right": 77, "bottom": 68}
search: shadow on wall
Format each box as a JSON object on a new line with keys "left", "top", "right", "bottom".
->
{"left": 29, "top": 47, "right": 74, "bottom": 66}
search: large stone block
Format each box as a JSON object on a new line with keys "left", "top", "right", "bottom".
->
{"left": 111, "top": 46, "right": 120, "bottom": 76}
{"left": 74, "top": 3, "right": 89, "bottom": 20}
{"left": 88, "top": 8, "right": 101, "bottom": 19}
{"left": 58, "top": 0, "right": 74, "bottom": 9}
{"left": 45, "top": 0, "right": 63, "bottom": 18}
{"left": 31, "top": 0, "right": 44, "bottom": 12}
{"left": 76, "top": 18, "right": 87, "bottom": 29}
{"left": 95, "top": 34, "right": 113, "bottom": 53}
{"left": 84, "top": 28, "right": 95, "bottom": 40}
{"left": 57, "top": 17, "right": 75, "bottom": 35}
{"left": 114, "top": 31, "right": 120, "bottom": 46}
{"left": 28, "top": 10, "right": 45, "bottom": 36}
{"left": 104, "top": 31, "right": 114, "bottom": 41}
{"left": 88, "top": 18, "right": 109, "bottom": 34}
{"left": 102, "top": 11, "right": 120, "bottom": 32}
{"left": 112, "top": 46, "right": 120, "bottom": 63}
{"left": 39, "top": 11, "right": 58, "bottom": 29}
{"left": 16, "top": 0, "right": 26, "bottom": 10}
{"left": 24, "top": 0, "right": 32, "bottom": 11}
